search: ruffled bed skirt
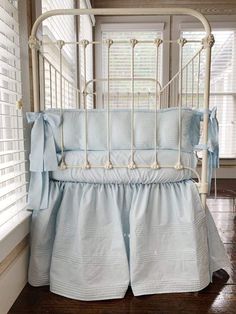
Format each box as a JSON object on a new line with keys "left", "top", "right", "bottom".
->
{"left": 28, "top": 180, "right": 229, "bottom": 301}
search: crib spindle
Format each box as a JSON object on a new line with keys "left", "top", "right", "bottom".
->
{"left": 82, "top": 39, "right": 90, "bottom": 169}
{"left": 152, "top": 38, "right": 162, "bottom": 169}
{"left": 128, "top": 39, "right": 138, "bottom": 169}
{"left": 175, "top": 38, "right": 186, "bottom": 170}
{"left": 105, "top": 39, "right": 113, "bottom": 169}
{"left": 191, "top": 59, "right": 194, "bottom": 108}
{"left": 58, "top": 40, "right": 66, "bottom": 169}
{"left": 197, "top": 52, "right": 201, "bottom": 108}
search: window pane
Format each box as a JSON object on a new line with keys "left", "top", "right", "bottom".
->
{"left": 79, "top": 0, "right": 93, "bottom": 108}
{"left": 41, "top": 0, "right": 77, "bottom": 109}
{"left": 0, "top": 0, "right": 27, "bottom": 226}
{"left": 182, "top": 30, "right": 236, "bottom": 158}
{"left": 101, "top": 29, "right": 163, "bottom": 109}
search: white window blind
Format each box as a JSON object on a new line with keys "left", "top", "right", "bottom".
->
{"left": 0, "top": 0, "right": 27, "bottom": 227}
{"left": 79, "top": 0, "right": 93, "bottom": 108}
{"left": 41, "top": 0, "right": 77, "bottom": 109}
{"left": 182, "top": 29, "right": 236, "bottom": 159}
{"left": 101, "top": 27, "right": 163, "bottom": 108}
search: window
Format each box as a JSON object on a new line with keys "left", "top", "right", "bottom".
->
{"left": 100, "top": 24, "right": 163, "bottom": 109}
{"left": 0, "top": 0, "right": 27, "bottom": 226}
{"left": 41, "top": 0, "right": 94, "bottom": 109}
{"left": 41, "top": 0, "right": 77, "bottom": 109}
{"left": 181, "top": 28, "right": 236, "bottom": 159}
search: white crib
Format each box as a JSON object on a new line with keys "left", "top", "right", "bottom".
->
{"left": 26, "top": 8, "right": 229, "bottom": 301}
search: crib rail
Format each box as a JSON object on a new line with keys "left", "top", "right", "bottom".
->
{"left": 29, "top": 8, "right": 214, "bottom": 208}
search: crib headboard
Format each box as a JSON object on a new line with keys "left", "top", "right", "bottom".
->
{"left": 28, "top": 8, "right": 215, "bottom": 208}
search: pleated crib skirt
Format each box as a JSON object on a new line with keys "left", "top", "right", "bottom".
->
{"left": 28, "top": 180, "right": 229, "bottom": 301}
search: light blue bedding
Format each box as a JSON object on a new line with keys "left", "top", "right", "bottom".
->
{"left": 28, "top": 180, "right": 229, "bottom": 300}
{"left": 51, "top": 149, "right": 197, "bottom": 183}
{"left": 45, "top": 107, "right": 201, "bottom": 151}
{"left": 26, "top": 107, "right": 219, "bottom": 210}
{"left": 26, "top": 107, "right": 228, "bottom": 300}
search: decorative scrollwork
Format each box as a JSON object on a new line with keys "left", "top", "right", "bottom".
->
{"left": 128, "top": 161, "right": 137, "bottom": 170}
{"left": 154, "top": 38, "right": 163, "bottom": 47}
{"left": 177, "top": 38, "right": 187, "bottom": 47}
{"left": 83, "top": 161, "right": 91, "bottom": 169}
{"left": 202, "top": 34, "right": 215, "bottom": 48}
{"left": 104, "top": 160, "right": 113, "bottom": 170}
{"left": 81, "top": 39, "right": 89, "bottom": 48}
{"left": 130, "top": 39, "right": 138, "bottom": 47}
{"left": 105, "top": 39, "right": 113, "bottom": 48}
{"left": 151, "top": 162, "right": 160, "bottom": 170}
{"left": 28, "top": 36, "right": 39, "bottom": 49}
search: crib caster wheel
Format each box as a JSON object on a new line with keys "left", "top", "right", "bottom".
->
{"left": 151, "top": 162, "right": 160, "bottom": 169}
{"left": 175, "top": 163, "right": 183, "bottom": 170}
{"left": 59, "top": 158, "right": 67, "bottom": 170}
{"left": 128, "top": 161, "right": 136, "bottom": 170}
{"left": 83, "top": 161, "right": 91, "bottom": 169}
{"left": 104, "top": 161, "right": 113, "bottom": 169}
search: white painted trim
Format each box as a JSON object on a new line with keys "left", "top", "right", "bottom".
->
{"left": 0, "top": 247, "right": 29, "bottom": 314}
{"left": 0, "top": 210, "right": 31, "bottom": 263}
{"left": 179, "top": 21, "right": 236, "bottom": 31}
{"left": 0, "top": 0, "right": 31, "bottom": 264}
{"left": 0, "top": 2, "right": 31, "bottom": 310}
{"left": 84, "top": 0, "right": 96, "bottom": 26}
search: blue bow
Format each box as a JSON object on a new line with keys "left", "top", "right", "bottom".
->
{"left": 26, "top": 112, "right": 61, "bottom": 171}
{"left": 194, "top": 107, "right": 219, "bottom": 193}
{"left": 207, "top": 107, "right": 219, "bottom": 192}
{"left": 26, "top": 112, "right": 62, "bottom": 211}
{"left": 208, "top": 107, "right": 219, "bottom": 167}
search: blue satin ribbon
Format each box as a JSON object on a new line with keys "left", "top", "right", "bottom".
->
{"left": 207, "top": 107, "right": 219, "bottom": 192}
{"left": 26, "top": 112, "right": 61, "bottom": 171}
{"left": 194, "top": 107, "right": 219, "bottom": 192}
{"left": 26, "top": 112, "right": 62, "bottom": 210}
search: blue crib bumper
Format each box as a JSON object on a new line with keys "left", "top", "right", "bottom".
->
{"left": 26, "top": 108, "right": 219, "bottom": 211}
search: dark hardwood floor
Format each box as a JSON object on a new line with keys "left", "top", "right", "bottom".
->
{"left": 9, "top": 180, "right": 236, "bottom": 314}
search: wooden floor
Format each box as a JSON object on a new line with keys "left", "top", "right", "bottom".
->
{"left": 9, "top": 180, "right": 236, "bottom": 314}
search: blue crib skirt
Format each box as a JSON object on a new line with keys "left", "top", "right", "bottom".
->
{"left": 28, "top": 180, "right": 229, "bottom": 301}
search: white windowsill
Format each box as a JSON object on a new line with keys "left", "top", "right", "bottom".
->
{"left": 0, "top": 209, "right": 31, "bottom": 263}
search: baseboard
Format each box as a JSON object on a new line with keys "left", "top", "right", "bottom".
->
{"left": 0, "top": 246, "right": 29, "bottom": 314}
